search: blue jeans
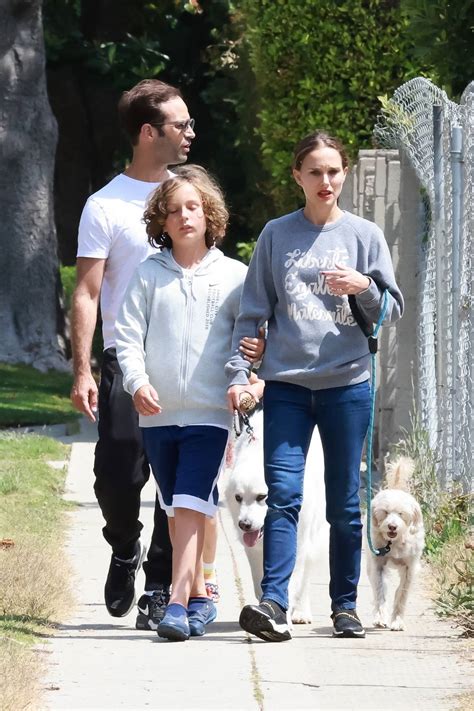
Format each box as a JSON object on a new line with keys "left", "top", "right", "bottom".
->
{"left": 261, "top": 380, "right": 371, "bottom": 612}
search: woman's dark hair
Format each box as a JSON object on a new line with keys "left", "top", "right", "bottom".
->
{"left": 292, "top": 131, "right": 350, "bottom": 171}
{"left": 144, "top": 165, "right": 229, "bottom": 250}
{"left": 118, "top": 79, "right": 183, "bottom": 145}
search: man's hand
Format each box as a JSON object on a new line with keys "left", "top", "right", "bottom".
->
{"left": 239, "top": 326, "right": 266, "bottom": 363}
{"left": 71, "top": 372, "right": 99, "bottom": 422}
{"left": 133, "top": 384, "right": 162, "bottom": 416}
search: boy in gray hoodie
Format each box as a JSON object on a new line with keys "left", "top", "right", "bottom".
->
{"left": 116, "top": 165, "right": 263, "bottom": 641}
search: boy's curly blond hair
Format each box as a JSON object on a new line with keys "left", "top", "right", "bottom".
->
{"left": 144, "top": 164, "right": 229, "bottom": 249}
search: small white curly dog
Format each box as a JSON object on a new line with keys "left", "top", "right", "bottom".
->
{"left": 225, "top": 407, "right": 327, "bottom": 624}
{"left": 367, "top": 456, "right": 425, "bottom": 631}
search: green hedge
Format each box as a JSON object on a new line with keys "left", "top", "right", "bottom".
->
{"left": 240, "top": 0, "right": 422, "bottom": 212}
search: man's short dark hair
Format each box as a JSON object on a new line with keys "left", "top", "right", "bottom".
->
{"left": 118, "top": 79, "right": 183, "bottom": 145}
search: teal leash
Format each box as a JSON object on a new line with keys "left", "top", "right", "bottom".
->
{"left": 362, "top": 289, "right": 391, "bottom": 557}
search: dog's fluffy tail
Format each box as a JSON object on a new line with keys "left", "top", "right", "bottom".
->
{"left": 385, "top": 456, "right": 415, "bottom": 492}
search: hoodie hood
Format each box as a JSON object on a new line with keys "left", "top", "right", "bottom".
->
{"left": 149, "top": 246, "right": 224, "bottom": 276}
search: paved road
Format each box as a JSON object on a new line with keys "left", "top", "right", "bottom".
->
{"left": 41, "top": 418, "right": 472, "bottom": 710}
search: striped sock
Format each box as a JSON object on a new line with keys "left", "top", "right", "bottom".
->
{"left": 203, "top": 561, "right": 216, "bottom": 584}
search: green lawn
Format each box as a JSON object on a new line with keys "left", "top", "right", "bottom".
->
{"left": 0, "top": 363, "right": 80, "bottom": 427}
{"left": 0, "top": 433, "right": 72, "bottom": 538}
{"left": 0, "top": 355, "right": 80, "bottom": 707}
{"left": 0, "top": 432, "right": 73, "bottom": 709}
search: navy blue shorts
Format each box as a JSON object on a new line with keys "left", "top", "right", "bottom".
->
{"left": 141, "top": 425, "right": 228, "bottom": 517}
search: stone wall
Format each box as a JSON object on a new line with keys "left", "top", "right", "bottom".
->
{"left": 340, "top": 150, "right": 422, "bottom": 465}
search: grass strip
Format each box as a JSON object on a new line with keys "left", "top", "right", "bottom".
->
{"left": 0, "top": 431, "right": 72, "bottom": 710}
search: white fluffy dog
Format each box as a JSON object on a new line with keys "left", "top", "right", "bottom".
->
{"left": 367, "top": 456, "right": 425, "bottom": 631}
{"left": 225, "top": 408, "right": 327, "bottom": 624}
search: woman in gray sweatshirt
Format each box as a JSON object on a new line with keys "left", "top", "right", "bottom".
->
{"left": 226, "top": 131, "right": 403, "bottom": 642}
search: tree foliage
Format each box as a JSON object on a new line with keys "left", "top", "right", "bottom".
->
{"left": 42, "top": 0, "right": 460, "bottom": 254}
{"left": 42, "top": 0, "right": 265, "bottom": 256}
{"left": 238, "top": 0, "right": 423, "bottom": 212}
{"left": 401, "top": 0, "right": 474, "bottom": 98}
{"left": 43, "top": 0, "right": 169, "bottom": 88}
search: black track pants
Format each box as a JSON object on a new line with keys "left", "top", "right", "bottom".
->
{"left": 94, "top": 348, "right": 172, "bottom": 589}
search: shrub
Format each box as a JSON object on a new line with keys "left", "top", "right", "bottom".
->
{"left": 239, "top": 0, "right": 423, "bottom": 212}
{"left": 401, "top": 0, "right": 474, "bottom": 98}
{"left": 433, "top": 540, "right": 473, "bottom": 638}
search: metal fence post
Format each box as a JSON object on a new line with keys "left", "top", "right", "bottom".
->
{"left": 450, "top": 124, "right": 463, "bottom": 482}
{"left": 432, "top": 104, "right": 444, "bottom": 452}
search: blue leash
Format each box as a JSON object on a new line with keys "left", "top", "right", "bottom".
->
{"left": 351, "top": 289, "right": 391, "bottom": 557}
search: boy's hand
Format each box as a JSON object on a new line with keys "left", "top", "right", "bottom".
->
{"left": 133, "top": 384, "right": 162, "bottom": 416}
{"left": 227, "top": 384, "right": 251, "bottom": 412}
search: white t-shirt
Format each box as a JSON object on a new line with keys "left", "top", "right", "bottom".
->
{"left": 77, "top": 173, "right": 169, "bottom": 349}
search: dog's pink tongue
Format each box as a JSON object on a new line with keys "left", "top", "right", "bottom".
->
{"left": 243, "top": 530, "right": 260, "bottom": 547}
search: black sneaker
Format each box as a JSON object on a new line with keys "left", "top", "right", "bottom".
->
{"left": 135, "top": 586, "right": 170, "bottom": 631}
{"left": 331, "top": 609, "right": 366, "bottom": 638}
{"left": 239, "top": 600, "right": 291, "bottom": 642}
{"left": 104, "top": 542, "right": 146, "bottom": 617}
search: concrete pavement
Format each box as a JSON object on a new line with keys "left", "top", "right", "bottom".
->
{"left": 41, "top": 418, "right": 472, "bottom": 710}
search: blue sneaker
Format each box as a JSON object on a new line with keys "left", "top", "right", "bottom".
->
{"left": 187, "top": 597, "right": 217, "bottom": 637}
{"left": 157, "top": 603, "right": 190, "bottom": 642}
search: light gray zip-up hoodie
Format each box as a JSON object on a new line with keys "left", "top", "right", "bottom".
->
{"left": 225, "top": 209, "right": 403, "bottom": 390}
{"left": 115, "top": 247, "right": 247, "bottom": 429}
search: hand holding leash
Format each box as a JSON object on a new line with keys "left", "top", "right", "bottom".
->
{"left": 231, "top": 390, "right": 257, "bottom": 438}
{"left": 227, "top": 384, "right": 254, "bottom": 413}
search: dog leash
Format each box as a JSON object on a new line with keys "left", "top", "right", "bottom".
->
{"left": 349, "top": 289, "right": 391, "bottom": 557}
{"left": 233, "top": 410, "right": 255, "bottom": 439}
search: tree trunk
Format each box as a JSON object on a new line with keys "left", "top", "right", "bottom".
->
{"left": 0, "top": 0, "right": 67, "bottom": 370}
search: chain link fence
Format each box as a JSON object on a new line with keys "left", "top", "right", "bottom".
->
{"left": 374, "top": 77, "right": 473, "bottom": 493}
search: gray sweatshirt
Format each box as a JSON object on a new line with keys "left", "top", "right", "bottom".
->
{"left": 116, "top": 247, "right": 247, "bottom": 429}
{"left": 226, "top": 209, "right": 403, "bottom": 390}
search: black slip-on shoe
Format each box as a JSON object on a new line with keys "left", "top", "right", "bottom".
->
{"left": 239, "top": 600, "right": 291, "bottom": 642}
{"left": 331, "top": 609, "right": 366, "bottom": 638}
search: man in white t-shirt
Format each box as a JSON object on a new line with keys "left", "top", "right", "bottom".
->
{"left": 70, "top": 79, "right": 196, "bottom": 630}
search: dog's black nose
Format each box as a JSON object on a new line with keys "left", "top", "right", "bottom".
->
{"left": 388, "top": 524, "right": 397, "bottom": 532}
{"left": 239, "top": 520, "right": 252, "bottom": 531}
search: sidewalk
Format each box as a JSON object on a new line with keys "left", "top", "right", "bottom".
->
{"left": 41, "top": 418, "right": 472, "bottom": 710}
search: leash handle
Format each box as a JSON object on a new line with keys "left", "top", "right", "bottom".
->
{"left": 233, "top": 410, "right": 242, "bottom": 437}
